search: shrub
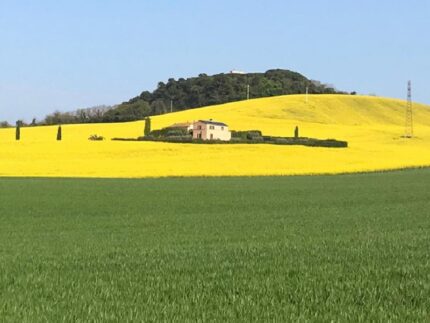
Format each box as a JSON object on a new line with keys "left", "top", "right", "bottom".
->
{"left": 148, "top": 127, "right": 189, "bottom": 138}
{"left": 88, "top": 134, "right": 105, "bottom": 141}
{"left": 148, "top": 129, "right": 163, "bottom": 138}
{"left": 166, "top": 129, "right": 188, "bottom": 137}
{"left": 231, "top": 131, "right": 246, "bottom": 140}
{"left": 230, "top": 137, "right": 244, "bottom": 143}
{"left": 294, "top": 126, "right": 299, "bottom": 139}
{"left": 231, "top": 130, "right": 263, "bottom": 140}
{"left": 57, "top": 126, "right": 62, "bottom": 141}
{"left": 317, "top": 139, "right": 348, "bottom": 148}
{"left": 246, "top": 131, "right": 263, "bottom": 140}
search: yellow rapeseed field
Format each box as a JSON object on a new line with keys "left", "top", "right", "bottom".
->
{"left": 1, "top": 94, "right": 430, "bottom": 178}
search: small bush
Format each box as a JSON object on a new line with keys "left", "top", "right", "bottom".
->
{"left": 232, "top": 130, "right": 263, "bottom": 140}
{"left": 246, "top": 131, "right": 263, "bottom": 140}
{"left": 231, "top": 137, "right": 244, "bottom": 143}
{"left": 166, "top": 129, "right": 188, "bottom": 137}
{"left": 88, "top": 134, "right": 105, "bottom": 141}
{"left": 148, "top": 129, "right": 163, "bottom": 138}
{"left": 294, "top": 126, "right": 299, "bottom": 139}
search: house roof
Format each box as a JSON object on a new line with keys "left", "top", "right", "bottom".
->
{"left": 197, "top": 120, "right": 228, "bottom": 126}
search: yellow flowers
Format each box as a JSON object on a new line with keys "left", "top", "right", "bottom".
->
{"left": 1, "top": 95, "right": 430, "bottom": 178}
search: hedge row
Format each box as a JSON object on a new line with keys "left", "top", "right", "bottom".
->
{"left": 112, "top": 136, "right": 348, "bottom": 148}
{"left": 149, "top": 127, "right": 189, "bottom": 138}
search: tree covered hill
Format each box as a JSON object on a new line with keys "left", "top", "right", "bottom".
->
{"left": 125, "top": 69, "right": 342, "bottom": 113}
{"left": 40, "top": 69, "right": 346, "bottom": 125}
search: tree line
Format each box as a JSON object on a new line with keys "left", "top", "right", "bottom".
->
{"left": 5, "top": 69, "right": 351, "bottom": 126}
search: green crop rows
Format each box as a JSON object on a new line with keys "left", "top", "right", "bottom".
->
{"left": 0, "top": 170, "right": 429, "bottom": 321}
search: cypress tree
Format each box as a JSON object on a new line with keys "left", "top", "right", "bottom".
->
{"left": 57, "top": 125, "right": 62, "bottom": 141}
{"left": 15, "top": 121, "right": 21, "bottom": 141}
{"left": 144, "top": 117, "right": 151, "bottom": 136}
{"left": 294, "top": 126, "right": 299, "bottom": 139}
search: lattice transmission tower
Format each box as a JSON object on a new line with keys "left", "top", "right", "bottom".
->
{"left": 404, "top": 80, "right": 413, "bottom": 138}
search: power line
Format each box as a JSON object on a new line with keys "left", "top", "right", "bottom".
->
{"left": 404, "top": 80, "right": 413, "bottom": 138}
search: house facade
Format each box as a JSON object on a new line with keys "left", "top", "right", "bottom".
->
{"left": 192, "top": 120, "right": 231, "bottom": 141}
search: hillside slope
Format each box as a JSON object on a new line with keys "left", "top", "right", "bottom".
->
{"left": 1, "top": 95, "right": 430, "bottom": 177}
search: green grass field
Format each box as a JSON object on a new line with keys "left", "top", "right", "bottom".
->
{"left": 1, "top": 170, "right": 430, "bottom": 321}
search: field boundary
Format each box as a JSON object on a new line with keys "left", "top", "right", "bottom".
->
{"left": 0, "top": 165, "right": 429, "bottom": 180}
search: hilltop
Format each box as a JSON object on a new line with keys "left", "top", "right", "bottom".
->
{"left": 39, "top": 69, "right": 345, "bottom": 125}
{"left": 120, "top": 69, "right": 343, "bottom": 115}
{"left": 0, "top": 94, "right": 429, "bottom": 177}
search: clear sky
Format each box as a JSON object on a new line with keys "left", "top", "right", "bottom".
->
{"left": 0, "top": 0, "right": 429, "bottom": 122}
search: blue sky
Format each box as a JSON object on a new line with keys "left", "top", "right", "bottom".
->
{"left": 0, "top": 0, "right": 429, "bottom": 122}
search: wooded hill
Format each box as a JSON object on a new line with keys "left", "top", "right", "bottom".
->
{"left": 41, "top": 69, "right": 347, "bottom": 124}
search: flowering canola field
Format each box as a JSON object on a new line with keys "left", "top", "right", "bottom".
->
{"left": 1, "top": 94, "right": 430, "bottom": 178}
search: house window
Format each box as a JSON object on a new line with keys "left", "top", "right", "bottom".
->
{"left": 209, "top": 125, "right": 215, "bottom": 130}
{"left": 197, "top": 133, "right": 202, "bottom": 139}
{"left": 221, "top": 126, "right": 224, "bottom": 130}
{"left": 197, "top": 125, "right": 202, "bottom": 130}
{"left": 210, "top": 134, "right": 214, "bottom": 140}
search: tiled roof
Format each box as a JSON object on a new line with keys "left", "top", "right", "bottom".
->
{"left": 197, "top": 120, "right": 228, "bottom": 126}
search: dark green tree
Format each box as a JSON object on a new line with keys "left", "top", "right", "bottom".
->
{"left": 57, "top": 125, "right": 62, "bottom": 141}
{"left": 294, "top": 126, "right": 299, "bottom": 139}
{"left": 15, "top": 121, "right": 21, "bottom": 141}
{"left": 144, "top": 117, "right": 151, "bottom": 136}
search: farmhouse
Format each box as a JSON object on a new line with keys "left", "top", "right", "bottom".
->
{"left": 192, "top": 120, "right": 231, "bottom": 141}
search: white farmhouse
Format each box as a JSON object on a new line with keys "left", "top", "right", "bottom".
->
{"left": 192, "top": 120, "right": 231, "bottom": 141}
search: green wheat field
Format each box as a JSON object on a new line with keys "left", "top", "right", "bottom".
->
{"left": 1, "top": 170, "right": 429, "bottom": 321}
